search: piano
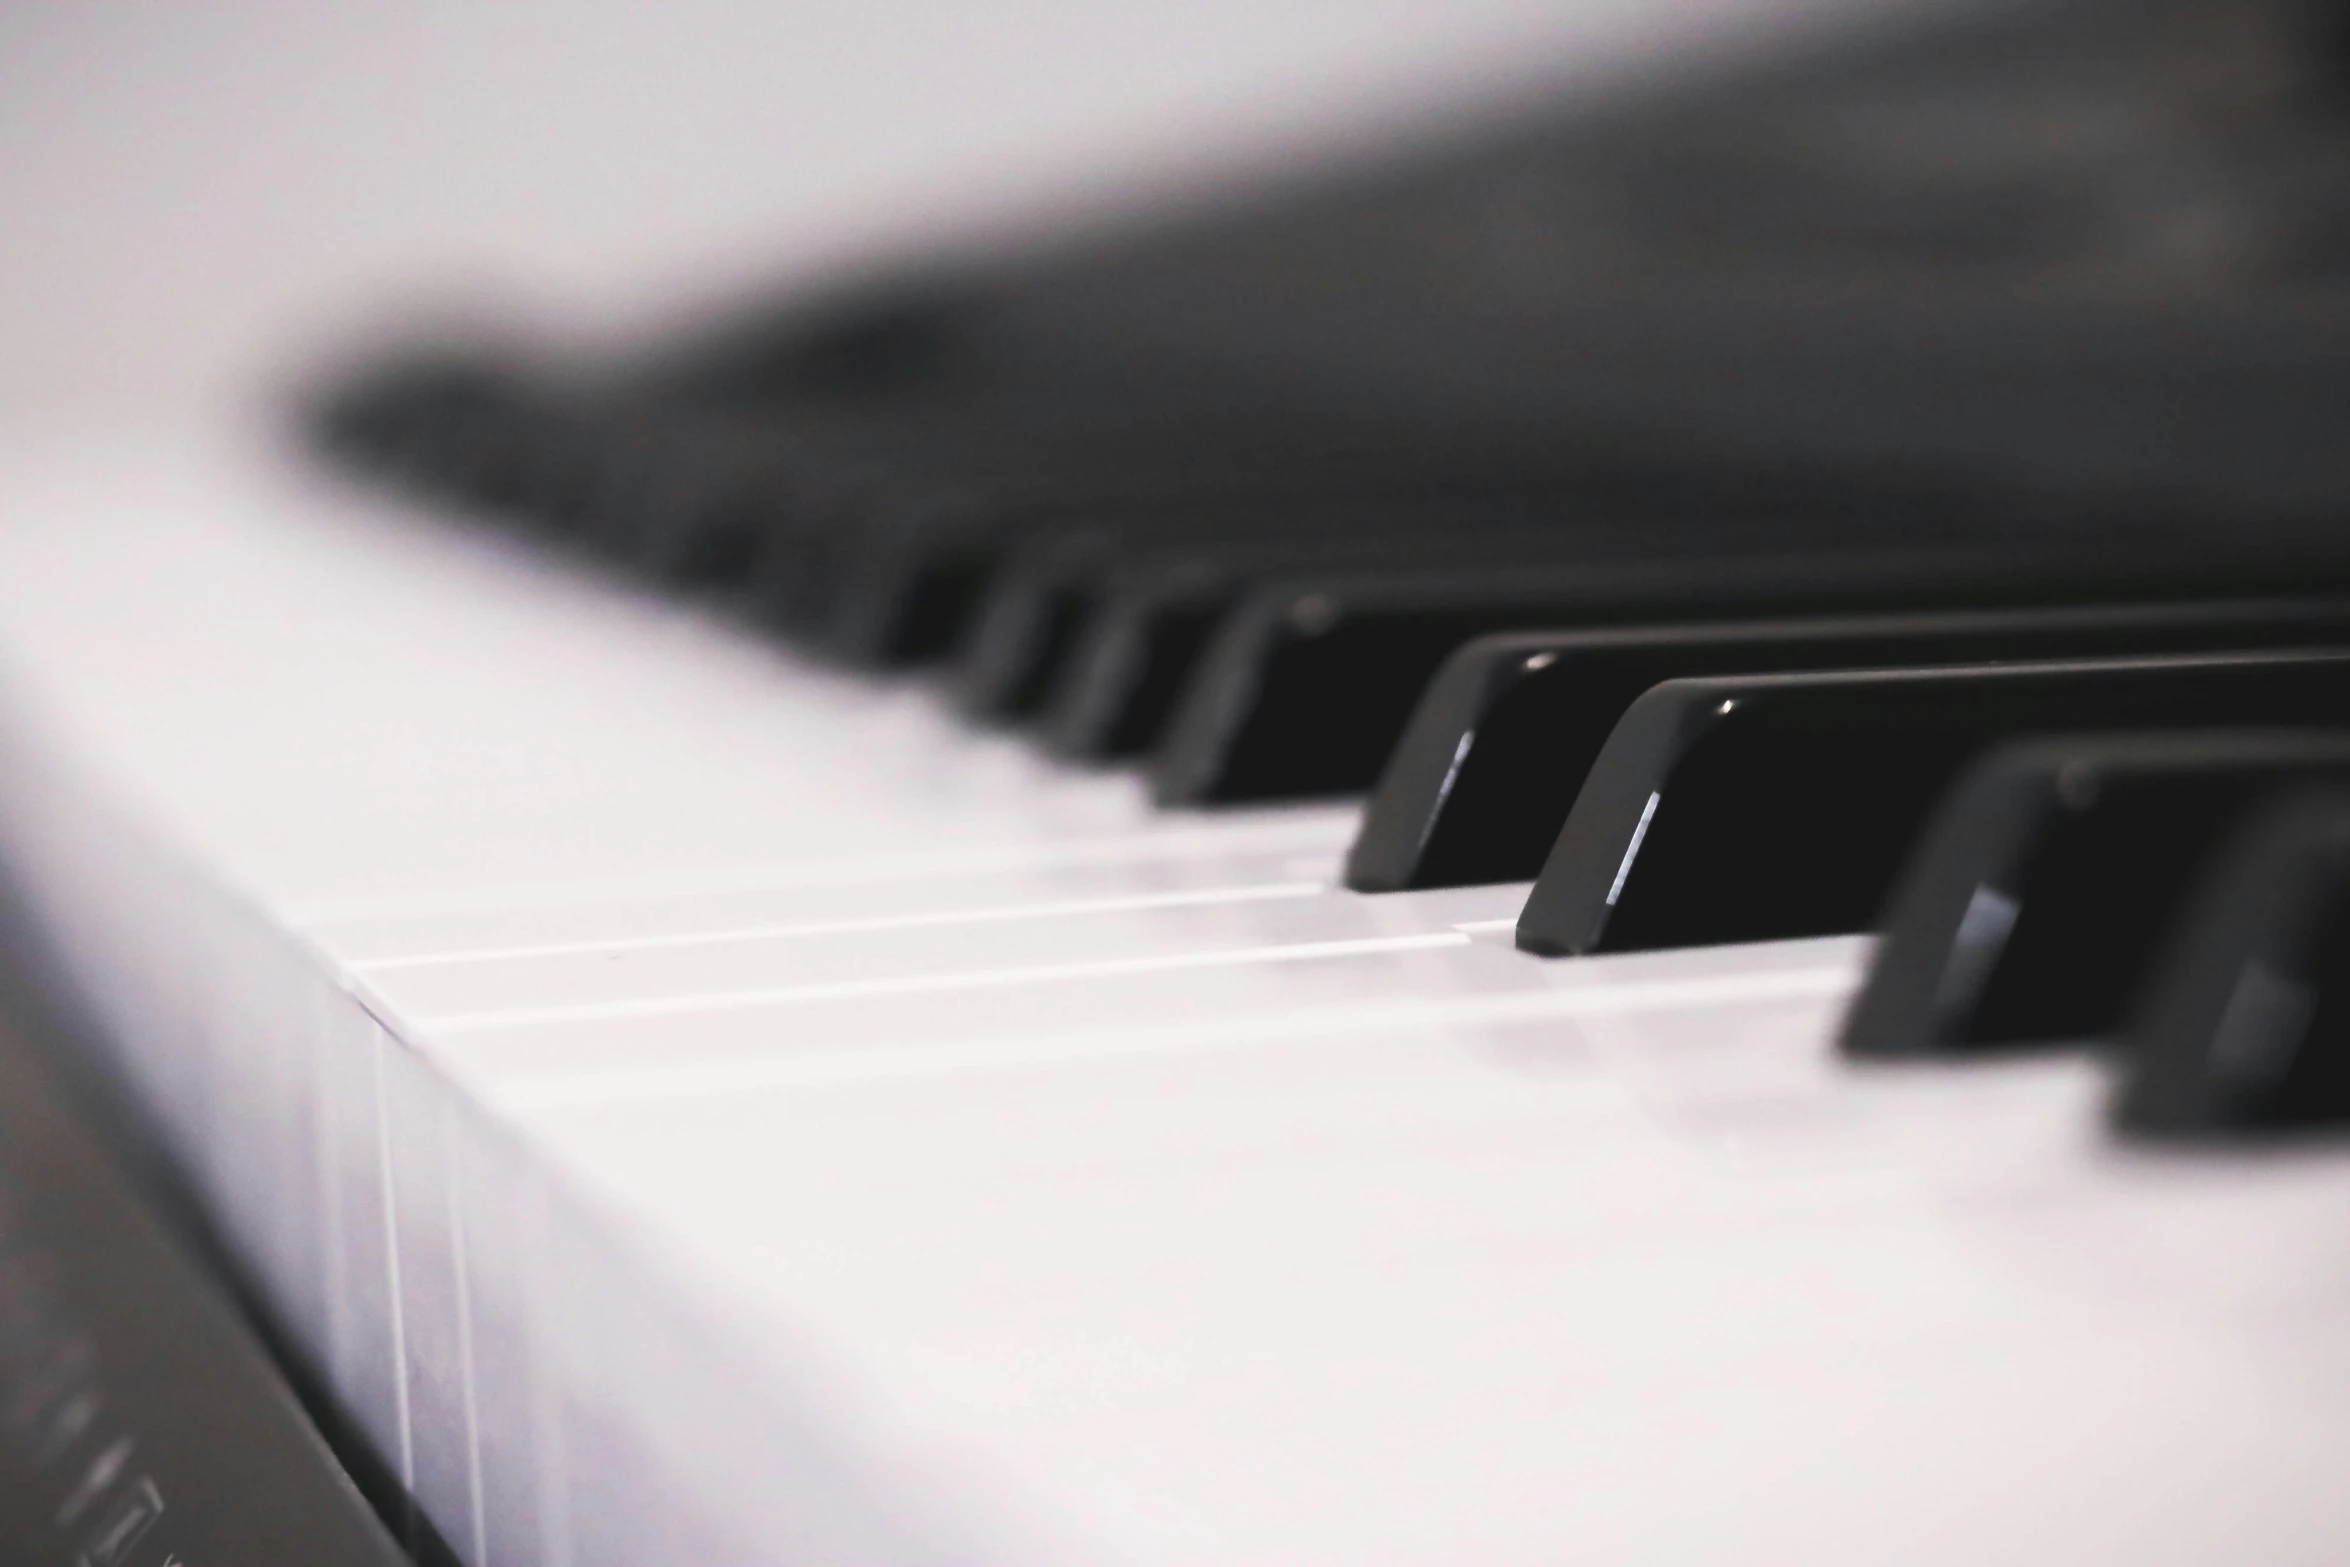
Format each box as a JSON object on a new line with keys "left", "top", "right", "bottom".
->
{"left": 8, "top": 1, "right": 2350, "bottom": 1562}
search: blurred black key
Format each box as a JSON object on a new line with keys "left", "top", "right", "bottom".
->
{"left": 1037, "top": 521, "right": 1672, "bottom": 762}
{"left": 949, "top": 461, "right": 1989, "bottom": 722}
{"left": 740, "top": 416, "right": 1450, "bottom": 641}
{"left": 1840, "top": 730, "right": 2350, "bottom": 1059}
{"left": 955, "top": 521, "right": 1132, "bottom": 719}
{"left": 330, "top": 343, "right": 1640, "bottom": 667}
{"left": 2115, "top": 788, "right": 2350, "bottom": 1139}
{"left": 1153, "top": 529, "right": 2350, "bottom": 807}
{"left": 773, "top": 422, "right": 1640, "bottom": 666}
{"left": 951, "top": 495, "right": 1605, "bottom": 721}
{"left": 317, "top": 0, "right": 2350, "bottom": 672}
{"left": 1040, "top": 547, "right": 1250, "bottom": 761}
{"left": 1033, "top": 514, "right": 1847, "bottom": 753}
{"left": 315, "top": 360, "right": 803, "bottom": 584}
{"left": 319, "top": 355, "right": 587, "bottom": 521}
{"left": 1347, "top": 599, "right": 2350, "bottom": 893}
{"left": 561, "top": 415, "right": 796, "bottom": 582}
{"left": 1514, "top": 649, "right": 2350, "bottom": 957}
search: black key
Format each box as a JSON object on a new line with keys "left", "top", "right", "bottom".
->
{"left": 320, "top": 364, "right": 806, "bottom": 584}
{"left": 725, "top": 406, "right": 1357, "bottom": 632}
{"left": 783, "top": 423, "right": 1639, "bottom": 667}
{"left": 568, "top": 415, "right": 801, "bottom": 582}
{"left": 1514, "top": 649, "right": 2350, "bottom": 957}
{"left": 1035, "top": 520, "right": 1668, "bottom": 762}
{"left": 950, "top": 462, "right": 1983, "bottom": 722}
{"left": 1041, "top": 546, "right": 1251, "bottom": 761}
{"left": 950, "top": 495, "right": 1606, "bottom": 721}
{"left": 318, "top": 0, "right": 2350, "bottom": 647}
{"left": 1048, "top": 514, "right": 2020, "bottom": 767}
{"left": 324, "top": 357, "right": 594, "bottom": 524}
{"left": 345, "top": 345, "right": 1622, "bottom": 666}
{"left": 1840, "top": 730, "right": 2350, "bottom": 1059}
{"left": 1346, "top": 599, "right": 2350, "bottom": 893}
{"left": 2115, "top": 787, "right": 2350, "bottom": 1139}
{"left": 1152, "top": 531, "right": 2350, "bottom": 808}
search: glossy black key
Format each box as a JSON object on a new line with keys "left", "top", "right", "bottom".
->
{"left": 2115, "top": 787, "right": 2350, "bottom": 1139}
{"left": 317, "top": 0, "right": 2350, "bottom": 686}
{"left": 1049, "top": 514, "right": 2016, "bottom": 767}
{"left": 949, "top": 466, "right": 1970, "bottom": 723}
{"left": 1346, "top": 599, "right": 2350, "bottom": 893}
{"left": 1152, "top": 528, "right": 2350, "bottom": 807}
{"left": 951, "top": 495, "right": 1612, "bottom": 722}
{"left": 1514, "top": 649, "right": 2350, "bottom": 957}
{"left": 1840, "top": 730, "right": 2350, "bottom": 1059}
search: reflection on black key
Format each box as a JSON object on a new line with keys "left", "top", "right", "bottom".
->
{"left": 955, "top": 498, "right": 1654, "bottom": 723}
{"left": 1840, "top": 731, "right": 2350, "bottom": 1059}
{"left": 1514, "top": 650, "right": 2350, "bottom": 957}
{"left": 1345, "top": 600, "right": 2350, "bottom": 893}
{"left": 2116, "top": 788, "right": 2350, "bottom": 1139}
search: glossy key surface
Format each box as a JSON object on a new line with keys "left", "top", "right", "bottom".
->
{"left": 1345, "top": 601, "right": 2350, "bottom": 893}
{"left": 1842, "top": 731, "right": 2350, "bottom": 1060}
{"left": 1515, "top": 650, "right": 2350, "bottom": 957}
{"left": 1044, "top": 513, "right": 1982, "bottom": 765}
{"left": 2117, "top": 788, "right": 2350, "bottom": 1139}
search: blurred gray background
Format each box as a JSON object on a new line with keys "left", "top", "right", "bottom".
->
{"left": 0, "top": 0, "right": 1872, "bottom": 419}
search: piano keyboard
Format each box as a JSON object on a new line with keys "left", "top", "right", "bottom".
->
{"left": 0, "top": 404, "right": 2342, "bottom": 1562}
{"left": 11, "top": 2, "right": 2350, "bottom": 1561}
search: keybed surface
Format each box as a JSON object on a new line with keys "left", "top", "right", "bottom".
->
{"left": 3, "top": 430, "right": 2350, "bottom": 1564}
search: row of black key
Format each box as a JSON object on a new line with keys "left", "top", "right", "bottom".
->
{"left": 317, "top": 335, "right": 2350, "bottom": 803}
{"left": 317, "top": 313, "right": 2350, "bottom": 1148}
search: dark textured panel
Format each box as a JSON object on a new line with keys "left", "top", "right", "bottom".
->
{"left": 0, "top": 993, "right": 408, "bottom": 1567}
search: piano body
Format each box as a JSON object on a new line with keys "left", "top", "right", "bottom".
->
{"left": 7, "top": 1, "right": 2350, "bottom": 1562}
